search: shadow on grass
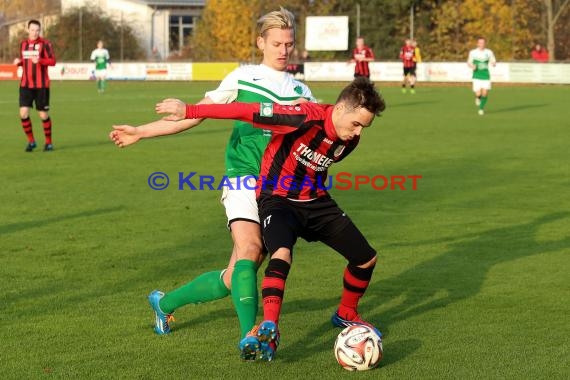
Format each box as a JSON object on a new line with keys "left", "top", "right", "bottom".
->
{"left": 0, "top": 206, "right": 122, "bottom": 236}
{"left": 371, "top": 211, "right": 569, "bottom": 326}
{"left": 490, "top": 103, "right": 548, "bottom": 113}
{"left": 380, "top": 339, "right": 422, "bottom": 368}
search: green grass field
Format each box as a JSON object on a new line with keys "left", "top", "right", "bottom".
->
{"left": 0, "top": 80, "right": 568, "bottom": 379}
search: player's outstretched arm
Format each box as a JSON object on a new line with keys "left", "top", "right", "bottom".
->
{"left": 109, "top": 118, "right": 200, "bottom": 148}
{"left": 110, "top": 97, "right": 213, "bottom": 148}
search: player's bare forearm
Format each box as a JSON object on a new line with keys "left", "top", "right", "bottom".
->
{"left": 137, "top": 118, "right": 202, "bottom": 138}
{"left": 110, "top": 118, "right": 202, "bottom": 148}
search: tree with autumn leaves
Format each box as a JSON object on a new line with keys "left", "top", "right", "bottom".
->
{"left": 190, "top": 0, "right": 336, "bottom": 62}
{"left": 189, "top": 0, "right": 568, "bottom": 62}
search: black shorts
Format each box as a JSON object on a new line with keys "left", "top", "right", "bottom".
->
{"left": 258, "top": 195, "right": 376, "bottom": 266}
{"left": 404, "top": 66, "right": 416, "bottom": 77}
{"left": 19, "top": 87, "right": 50, "bottom": 111}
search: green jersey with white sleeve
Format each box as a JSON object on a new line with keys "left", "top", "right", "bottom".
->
{"left": 90, "top": 48, "right": 110, "bottom": 70}
{"left": 205, "top": 64, "right": 315, "bottom": 178}
{"left": 468, "top": 48, "right": 496, "bottom": 80}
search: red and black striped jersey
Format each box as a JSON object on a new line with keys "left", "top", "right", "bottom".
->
{"left": 18, "top": 37, "right": 56, "bottom": 89}
{"left": 352, "top": 46, "right": 374, "bottom": 77}
{"left": 400, "top": 45, "right": 416, "bottom": 68}
{"left": 186, "top": 102, "right": 360, "bottom": 200}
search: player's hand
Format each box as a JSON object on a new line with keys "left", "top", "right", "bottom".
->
{"left": 109, "top": 125, "right": 141, "bottom": 148}
{"left": 31, "top": 57, "right": 39, "bottom": 64}
{"left": 13, "top": 58, "right": 21, "bottom": 65}
{"left": 155, "top": 98, "right": 186, "bottom": 121}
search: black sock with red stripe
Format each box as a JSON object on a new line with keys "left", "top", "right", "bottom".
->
{"left": 337, "top": 263, "right": 375, "bottom": 320}
{"left": 42, "top": 117, "right": 52, "bottom": 145}
{"left": 21, "top": 117, "right": 35, "bottom": 143}
{"left": 261, "top": 258, "right": 290, "bottom": 325}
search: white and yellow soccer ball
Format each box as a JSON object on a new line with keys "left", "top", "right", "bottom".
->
{"left": 334, "top": 325, "right": 383, "bottom": 371}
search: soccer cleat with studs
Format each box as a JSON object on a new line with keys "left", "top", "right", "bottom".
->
{"left": 44, "top": 143, "right": 54, "bottom": 151}
{"left": 257, "top": 320, "right": 280, "bottom": 361}
{"left": 331, "top": 311, "right": 382, "bottom": 339}
{"left": 238, "top": 325, "right": 262, "bottom": 361}
{"left": 148, "top": 290, "right": 174, "bottom": 335}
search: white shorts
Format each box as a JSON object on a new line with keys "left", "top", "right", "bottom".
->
{"left": 95, "top": 69, "right": 107, "bottom": 79}
{"left": 472, "top": 79, "right": 491, "bottom": 92}
{"left": 220, "top": 176, "right": 259, "bottom": 226}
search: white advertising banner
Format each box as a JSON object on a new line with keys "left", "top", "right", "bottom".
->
{"left": 305, "top": 16, "right": 349, "bottom": 51}
{"left": 33, "top": 62, "right": 570, "bottom": 84}
{"left": 304, "top": 62, "right": 568, "bottom": 83}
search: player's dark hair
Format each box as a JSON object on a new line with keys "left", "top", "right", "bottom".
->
{"left": 336, "top": 77, "right": 386, "bottom": 116}
{"left": 28, "top": 19, "right": 41, "bottom": 28}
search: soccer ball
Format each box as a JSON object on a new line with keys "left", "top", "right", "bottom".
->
{"left": 334, "top": 325, "right": 383, "bottom": 371}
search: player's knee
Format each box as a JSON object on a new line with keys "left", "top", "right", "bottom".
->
{"left": 358, "top": 255, "right": 377, "bottom": 269}
{"left": 350, "top": 249, "right": 376, "bottom": 268}
{"left": 235, "top": 239, "right": 263, "bottom": 261}
{"left": 270, "top": 247, "right": 292, "bottom": 264}
{"left": 222, "top": 268, "right": 233, "bottom": 289}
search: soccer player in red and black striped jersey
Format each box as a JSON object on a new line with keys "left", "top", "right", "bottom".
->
{"left": 351, "top": 36, "right": 374, "bottom": 79}
{"left": 14, "top": 20, "right": 56, "bottom": 152}
{"left": 156, "top": 77, "right": 386, "bottom": 361}
{"left": 400, "top": 38, "right": 417, "bottom": 94}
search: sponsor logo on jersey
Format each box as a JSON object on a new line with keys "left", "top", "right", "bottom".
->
{"left": 294, "top": 142, "right": 334, "bottom": 169}
{"left": 260, "top": 102, "right": 273, "bottom": 117}
{"left": 334, "top": 145, "right": 345, "bottom": 157}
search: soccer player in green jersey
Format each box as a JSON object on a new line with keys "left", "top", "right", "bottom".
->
{"left": 90, "top": 40, "right": 111, "bottom": 93}
{"left": 467, "top": 37, "right": 496, "bottom": 115}
{"left": 109, "top": 7, "right": 314, "bottom": 361}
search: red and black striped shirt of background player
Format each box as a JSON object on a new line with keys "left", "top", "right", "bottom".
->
{"left": 353, "top": 45, "right": 374, "bottom": 77}
{"left": 185, "top": 102, "right": 360, "bottom": 201}
{"left": 18, "top": 37, "right": 56, "bottom": 89}
{"left": 400, "top": 45, "right": 416, "bottom": 69}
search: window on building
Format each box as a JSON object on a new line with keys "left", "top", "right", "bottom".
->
{"left": 169, "top": 15, "right": 196, "bottom": 55}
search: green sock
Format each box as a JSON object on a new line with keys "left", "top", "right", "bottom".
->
{"left": 231, "top": 259, "right": 258, "bottom": 338}
{"left": 480, "top": 96, "right": 488, "bottom": 110}
{"left": 159, "top": 270, "right": 230, "bottom": 314}
{"left": 97, "top": 80, "right": 101, "bottom": 90}
{"left": 101, "top": 79, "right": 106, "bottom": 90}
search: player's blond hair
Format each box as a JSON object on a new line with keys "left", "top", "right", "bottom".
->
{"left": 257, "top": 7, "right": 295, "bottom": 39}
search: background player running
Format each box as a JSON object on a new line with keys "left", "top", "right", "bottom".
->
{"left": 467, "top": 37, "right": 496, "bottom": 115}
{"left": 156, "top": 77, "right": 386, "bottom": 361}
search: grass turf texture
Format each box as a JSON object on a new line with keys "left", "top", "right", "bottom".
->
{"left": 0, "top": 80, "right": 568, "bottom": 379}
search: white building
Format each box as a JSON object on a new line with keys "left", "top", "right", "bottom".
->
{"left": 63, "top": 0, "right": 204, "bottom": 59}
{"left": 7, "top": 0, "right": 204, "bottom": 60}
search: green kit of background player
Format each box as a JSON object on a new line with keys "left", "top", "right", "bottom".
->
{"left": 90, "top": 40, "right": 111, "bottom": 93}
{"left": 467, "top": 37, "right": 496, "bottom": 116}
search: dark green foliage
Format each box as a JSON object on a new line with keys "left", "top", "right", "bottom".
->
{"left": 46, "top": 6, "right": 144, "bottom": 62}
